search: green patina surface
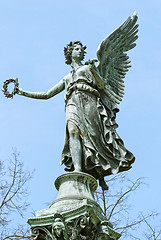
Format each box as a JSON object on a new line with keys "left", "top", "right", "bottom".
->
{"left": 6, "top": 12, "right": 138, "bottom": 191}
{"left": 3, "top": 12, "right": 138, "bottom": 240}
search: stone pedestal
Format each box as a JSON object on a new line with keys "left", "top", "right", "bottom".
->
{"left": 28, "top": 172, "right": 121, "bottom": 240}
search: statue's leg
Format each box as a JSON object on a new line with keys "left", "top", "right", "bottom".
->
{"left": 68, "top": 121, "right": 82, "bottom": 172}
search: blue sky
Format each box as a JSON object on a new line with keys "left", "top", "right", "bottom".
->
{"left": 0, "top": 0, "right": 161, "bottom": 238}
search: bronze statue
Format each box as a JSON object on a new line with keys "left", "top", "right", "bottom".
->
{"left": 3, "top": 12, "right": 138, "bottom": 190}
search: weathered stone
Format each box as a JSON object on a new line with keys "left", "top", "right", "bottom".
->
{"left": 4, "top": 13, "right": 138, "bottom": 190}
{"left": 4, "top": 12, "right": 139, "bottom": 240}
{"left": 28, "top": 173, "right": 121, "bottom": 240}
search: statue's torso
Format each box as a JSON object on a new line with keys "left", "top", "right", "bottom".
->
{"left": 62, "top": 65, "right": 99, "bottom": 104}
{"left": 63, "top": 65, "right": 95, "bottom": 90}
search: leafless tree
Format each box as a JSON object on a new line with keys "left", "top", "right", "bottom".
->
{"left": 143, "top": 217, "right": 161, "bottom": 240}
{"left": 129, "top": 216, "right": 161, "bottom": 240}
{"left": 1, "top": 151, "right": 159, "bottom": 239}
{"left": 0, "top": 150, "right": 32, "bottom": 239}
{"left": 95, "top": 173, "right": 158, "bottom": 239}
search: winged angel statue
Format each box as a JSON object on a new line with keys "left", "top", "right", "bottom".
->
{"left": 4, "top": 12, "right": 138, "bottom": 190}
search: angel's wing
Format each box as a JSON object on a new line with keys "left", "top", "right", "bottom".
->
{"left": 96, "top": 12, "right": 138, "bottom": 104}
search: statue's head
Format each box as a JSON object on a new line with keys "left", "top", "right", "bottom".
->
{"left": 52, "top": 218, "right": 65, "bottom": 238}
{"left": 64, "top": 41, "right": 86, "bottom": 65}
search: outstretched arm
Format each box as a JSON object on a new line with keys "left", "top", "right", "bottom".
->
{"left": 18, "top": 79, "right": 65, "bottom": 100}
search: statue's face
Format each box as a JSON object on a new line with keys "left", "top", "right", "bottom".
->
{"left": 71, "top": 44, "right": 83, "bottom": 62}
{"left": 54, "top": 225, "right": 63, "bottom": 237}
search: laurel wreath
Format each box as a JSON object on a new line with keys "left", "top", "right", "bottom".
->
{"left": 2, "top": 78, "right": 19, "bottom": 98}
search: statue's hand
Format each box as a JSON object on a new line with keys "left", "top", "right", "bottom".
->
{"left": 16, "top": 87, "right": 23, "bottom": 95}
{"left": 85, "top": 59, "right": 98, "bottom": 70}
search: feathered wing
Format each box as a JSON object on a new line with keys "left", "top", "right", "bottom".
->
{"left": 96, "top": 12, "right": 138, "bottom": 104}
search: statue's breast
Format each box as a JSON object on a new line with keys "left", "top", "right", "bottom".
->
{"left": 74, "top": 65, "right": 95, "bottom": 84}
{"left": 75, "top": 65, "right": 88, "bottom": 78}
{"left": 64, "top": 65, "right": 93, "bottom": 88}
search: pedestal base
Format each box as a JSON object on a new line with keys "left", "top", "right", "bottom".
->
{"left": 28, "top": 172, "right": 121, "bottom": 240}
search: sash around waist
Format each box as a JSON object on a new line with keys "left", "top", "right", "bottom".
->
{"left": 65, "top": 80, "right": 100, "bottom": 103}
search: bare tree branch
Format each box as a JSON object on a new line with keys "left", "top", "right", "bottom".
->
{"left": 143, "top": 216, "right": 161, "bottom": 240}
{"left": 107, "top": 177, "right": 142, "bottom": 221}
{"left": 0, "top": 150, "right": 33, "bottom": 240}
{"left": 115, "top": 213, "right": 157, "bottom": 231}
{"left": 1, "top": 224, "right": 32, "bottom": 239}
{"left": 95, "top": 173, "right": 160, "bottom": 239}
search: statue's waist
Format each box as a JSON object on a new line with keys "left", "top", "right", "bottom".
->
{"left": 65, "top": 80, "right": 100, "bottom": 103}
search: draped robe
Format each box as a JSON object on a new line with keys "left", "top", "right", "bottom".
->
{"left": 61, "top": 64, "right": 135, "bottom": 180}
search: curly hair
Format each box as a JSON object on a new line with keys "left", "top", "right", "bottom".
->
{"left": 64, "top": 41, "right": 87, "bottom": 65}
